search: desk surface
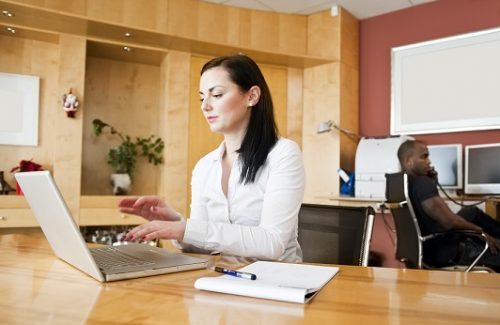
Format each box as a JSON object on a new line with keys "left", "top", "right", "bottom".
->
{"left": 1, "top": 231, "right": 500, "bottom": 324}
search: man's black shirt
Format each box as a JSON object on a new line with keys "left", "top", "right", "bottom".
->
{"left": 407, "top": 174, "right": 459, "bottom": 266}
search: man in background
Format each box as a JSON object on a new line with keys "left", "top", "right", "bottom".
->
{"left": 397, "top": 140, "right": 500, "bottom": 271}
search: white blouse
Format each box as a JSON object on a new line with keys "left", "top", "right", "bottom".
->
{"left": 181, "top": 138, "right": 305, "bottom": 262}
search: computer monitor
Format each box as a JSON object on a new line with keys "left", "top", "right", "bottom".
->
{"left": 465, "top": 143, "right": 500, "bottom": 195}
{"left": 427, "top": 144, "right": 462, "bottom": 189}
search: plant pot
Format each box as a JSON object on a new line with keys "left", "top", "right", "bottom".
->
{"left": 110, "top": 173, "right": 132, "bottom": 195}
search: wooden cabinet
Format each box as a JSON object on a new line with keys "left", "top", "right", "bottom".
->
{"left": 0, "top": 0, "right": 359, "bottom": 226}
{"left": 0, "top": 195, "right": 38, "bottom": 228}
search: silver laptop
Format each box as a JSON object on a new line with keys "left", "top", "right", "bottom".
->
{"left": 15, "top": 171, "right": 208, "bottom": 282}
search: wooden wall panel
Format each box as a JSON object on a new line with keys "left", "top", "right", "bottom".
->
{"left": 167, "top": 0, "right": 199, "bottom": 39}
{"left": 11, "top": 0, "right": 85, "bottom": 15}
{"left": 339, "top": 62, "right": 359, "bottom": 172}
{"left": 197, "top": 1, "right": 229, "bottom": 45}
{"left": 55, "top": 35, "right": 86, "bottom": 218}
{"left": 286, "top": 67, "right": 303, "bottom": 147}
{"left": 302, "top": 63, "right": 341, "bottom": 202}
{"left": 0, "top": 35, "right": 59, "bottom": 194}
{"left": 307, "top": 11, "right": 340, "bottom": 60}
{"left": 279, "top": 14, "right": 307, "bottom": 55}
{"left": 250, "top": 11, "right": 280, "bottom": 53}
{"left": 260, "top": 65, "right": 288, "bottom": 136}
{"left": 8, "top": 0, "right": 312, "bottom": 63}
{"left": 82, "top": 56, "right": 161, "bottom": 195}
{"left": 339, "top": 8, "right": 359, "bottom": 172}
{"left": 85, "top": 0, "right": 169, "bottom": 32}
{"left": 159, "top": 51, "right": 191, "bottom": 216}
{"left": 226, "top": 7, "right": 243, "bottom": 45}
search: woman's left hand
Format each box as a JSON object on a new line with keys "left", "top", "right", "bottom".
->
{"left": 124, "top": 219, "right": 186, "bottom": 242}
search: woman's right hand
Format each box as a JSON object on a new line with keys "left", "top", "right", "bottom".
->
{"left": 118, "top": 196, "right": 182, "bottom": 222}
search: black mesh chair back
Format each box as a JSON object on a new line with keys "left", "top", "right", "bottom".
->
{"left": 298, "top": 204, "right": 375, "bottom": 266}
{"left": 385, "top": 172, "right": 422, "bottom": 268}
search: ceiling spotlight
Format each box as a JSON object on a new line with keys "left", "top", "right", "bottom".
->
{"left": 6, "top": 27, "right": 15, "bottom": 34}
{"left": 2, "top": 10, "right": 14, "bottom": 17}
{"left": 124, "top": 32, "right": 132, "bottom": 38}
{"left": 123, "top": 46, "right": 131, "bottom": 52}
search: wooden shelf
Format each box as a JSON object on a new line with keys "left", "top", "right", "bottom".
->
{"left": 0, "top": 195, "right": 149, "bottom": 228}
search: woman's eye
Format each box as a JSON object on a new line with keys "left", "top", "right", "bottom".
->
{"left": 213, "top": 94, "right": 222, "bottom": 98}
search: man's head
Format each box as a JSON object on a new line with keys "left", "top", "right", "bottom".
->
{"left": 397, "top": 140, "right": 433, "bottom": 176}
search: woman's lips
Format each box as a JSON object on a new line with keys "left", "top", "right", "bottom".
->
{"left": 207, "top": 116, "right": 217, "bottom": 123}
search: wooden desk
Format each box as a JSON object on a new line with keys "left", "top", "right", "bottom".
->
{"left": 486, "top": 197, "right": 500, "bottom": 220}
{"left": 1, "top": 231, "right": 500, "bottom": 324}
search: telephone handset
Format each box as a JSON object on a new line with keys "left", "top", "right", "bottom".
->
{"left": 427, "top": 166, "right": 438, "bottom": 179}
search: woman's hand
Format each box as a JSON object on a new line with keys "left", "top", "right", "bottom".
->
{"left": 124, "top": 220, "right": 186, "bottom": 242}
{"left": 118, "top": 196, "right": 181, "bottom": 222}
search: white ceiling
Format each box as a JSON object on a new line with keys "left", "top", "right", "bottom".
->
{"left": 202, "top": 0, "right": 435, "bottom": 20}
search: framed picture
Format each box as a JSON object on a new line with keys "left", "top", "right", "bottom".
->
{"left": 0, "top": 72, "right": 40, "bottom": 146}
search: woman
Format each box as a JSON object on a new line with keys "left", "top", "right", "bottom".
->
{"left": 121, "top": 54, "right": 305, "bottom": 262}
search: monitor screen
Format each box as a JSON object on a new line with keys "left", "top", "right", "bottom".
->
{"left": 465, "top": 143, "right": 500, "bottom": 194}
{"left": 428, "top": 144, "right": 462, "bottom": 189}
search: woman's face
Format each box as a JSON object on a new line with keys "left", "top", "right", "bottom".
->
{"left": 199, "top": 67, "right": 253, "bottom": 136}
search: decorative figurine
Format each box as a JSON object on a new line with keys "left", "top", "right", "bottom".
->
{"left": 0, "top": 171, "right": 15, "bottom": 195}
{"left": 62, "top": 88, "right": 79, "bottom": 118}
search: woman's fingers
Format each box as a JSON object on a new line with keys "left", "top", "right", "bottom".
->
{"left": 124, "top": 220, "right": 185, "bottom": 241}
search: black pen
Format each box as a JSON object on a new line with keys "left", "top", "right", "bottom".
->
{"left": 214, "top": 266, "right": 257, "bottom": 280}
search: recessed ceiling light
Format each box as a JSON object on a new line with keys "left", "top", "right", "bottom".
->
{"left": 124, "top": 32, "right": 132, "bottom": 38}
{"left": 123, "top": 46, "right": 131, "bottom": 52}
{"left": 2, "top": 10, "right": 14, "bottom": 17}
{"left": 6, "top": 27, "right": 15, "bottom": 34}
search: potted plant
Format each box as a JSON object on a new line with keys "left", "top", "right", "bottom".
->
{"left": 92, "top": 118, "right": 164, "bottom": 195}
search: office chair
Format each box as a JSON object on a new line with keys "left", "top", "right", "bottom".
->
{"left": 384, "top": 172, "right": 491, "bottom": 272}
{"left": 298, "top": 204, "right": 375, "bottom": 266}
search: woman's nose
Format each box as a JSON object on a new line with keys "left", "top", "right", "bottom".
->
{"left": 201, "top": 98, "right": 211, "bottom": 111}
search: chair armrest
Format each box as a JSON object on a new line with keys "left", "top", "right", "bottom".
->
{"left": 422, "top": 230, "right": 486, "bottom": 243}
{"left": 422, "top": 230, "right": 489, "bottom": 272}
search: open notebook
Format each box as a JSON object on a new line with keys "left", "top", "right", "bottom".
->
{"left": 15, "top": 171, "right": 208, "bottom": 282}
{"left": 195, "top": 261, "right": 339, "bottom": 303}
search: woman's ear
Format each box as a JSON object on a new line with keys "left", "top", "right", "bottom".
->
{"left": 248, "top": 86, "right": 261, "bottom": 107}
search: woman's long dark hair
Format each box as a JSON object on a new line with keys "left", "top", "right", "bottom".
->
{"left": 201, "top": 54, "right": 279, "bottom": 184}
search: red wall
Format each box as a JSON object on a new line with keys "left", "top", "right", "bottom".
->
{"left": 359, "top": 0, "right": 500, "bottom": 145}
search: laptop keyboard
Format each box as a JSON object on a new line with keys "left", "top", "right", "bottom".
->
{"left": 91, "top": 246, "right": 155, "bottom": 270}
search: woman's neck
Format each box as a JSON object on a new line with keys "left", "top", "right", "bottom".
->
{"left": 223, "top": 132, "right": 244, "bottom": 159}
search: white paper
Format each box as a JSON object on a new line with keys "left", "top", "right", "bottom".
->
{"left": 194, "top": 261, "right": 339, "bottom": 304}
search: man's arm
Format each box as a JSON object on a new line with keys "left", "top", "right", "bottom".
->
{"left": 421, "top": 196, "right": 482, "bottom": 232}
